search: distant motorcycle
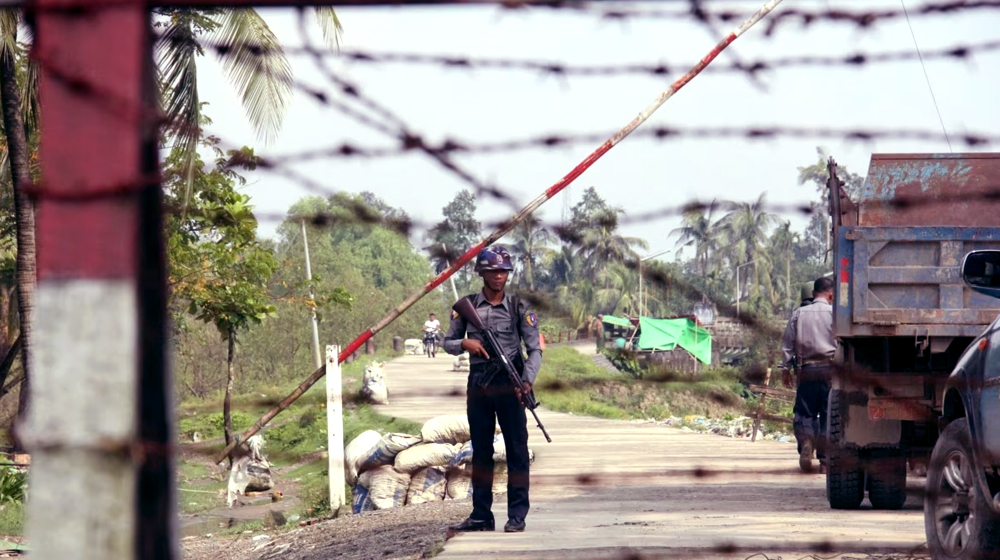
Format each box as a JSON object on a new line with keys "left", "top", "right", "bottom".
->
{"left": 423, "top": 330, "right": 439, "bottom": 358}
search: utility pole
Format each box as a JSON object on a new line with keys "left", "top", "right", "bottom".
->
{"left": 442, "top": 243, "right": 460, "bottom": 301}
{"left": 302, "top": 220, "right": 322, "bottom": 369}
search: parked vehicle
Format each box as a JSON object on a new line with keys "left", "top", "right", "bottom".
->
{"left": 924, "top": 250, "right": 1000, "bottom": 560}
{"left": 826, "top": 153, "right": 1000, "bottom": 511}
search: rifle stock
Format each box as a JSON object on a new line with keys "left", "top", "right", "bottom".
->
{"left": 452, "top": 299, "right": 552, "bottom": 442}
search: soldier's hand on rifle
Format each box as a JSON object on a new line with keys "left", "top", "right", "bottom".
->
{"left": 461, "top": 339, "right": 490, "bottom": 359}
{"left": 515, "top": 381, "right": 532, "bottom": 401}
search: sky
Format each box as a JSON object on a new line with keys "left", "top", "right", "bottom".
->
{"left": 195, "top": 0, "right": 1000, "bottom": 265}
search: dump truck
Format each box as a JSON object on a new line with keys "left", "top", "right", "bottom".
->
{"left": 826, "top": 152, "right": 1000, "bottom": 510}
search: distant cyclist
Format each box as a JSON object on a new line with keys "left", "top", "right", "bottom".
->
{"left": 423, "top": 313, "right": 441, "bottom": 357}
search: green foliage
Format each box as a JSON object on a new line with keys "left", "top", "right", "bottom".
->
{"left": 601, "top": 348, "right": 641, "bottom": 379}
{"left": 536, "top": 347, "right": 747, "bottom": 422}
{"left": 178, "top": 411, "right": 255, "bottom": 441}
{"left": 0, "top": 468, "right": 25, "bottom": 505}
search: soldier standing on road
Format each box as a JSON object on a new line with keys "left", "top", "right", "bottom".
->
{"left": 781, "top": 276, "right": 836, "bottom": 473}
{"left": 444, "top": 246, "right": 542, "bottom": 533}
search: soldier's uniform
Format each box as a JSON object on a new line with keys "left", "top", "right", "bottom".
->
{"left": 781, "top": 282, "right": 836, "bottom": 471}
{"left": 444, "top": 289, "right": 541, "bottom": 528}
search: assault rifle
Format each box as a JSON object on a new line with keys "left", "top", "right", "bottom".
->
{"left": 452, "top": 298, "right": 552, "bottom": 443}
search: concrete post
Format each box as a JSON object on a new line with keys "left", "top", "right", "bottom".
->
{"left": 326, "top": 345, "right": 346, "bottom": 509}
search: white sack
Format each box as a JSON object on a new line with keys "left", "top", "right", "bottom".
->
{"left": 420, "top": 415, "right": 471, "bottom": 444}
{"left": 406, "top": 466, "right": 448, "bottom": 505}
{"left": 345, "top": 430, "right": 382, "bottom": 486}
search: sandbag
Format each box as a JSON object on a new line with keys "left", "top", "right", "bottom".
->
{"left": 360, "top": 361, "right": 388, "bottom": 405}
{"left": 450, "top": 440, "right": 473, "bottom": 467}
{"left": 367, "top": 465, "right": 410, "bottom": 510}
{"left": 352, "top": 469, "right": 376, "bottom": 514}
{"left": 394, "top": 443, "right": 459, "bottom": 474}
{"left": 361, "top": 432, "right": 422, "bottom": 472}
{"left": 444, "top": 463, "right": 511, "bottom": 498}
{"left": 445, "top": 465, "right": 472, "bottom": 500}
{"left": 404, "top": 339, "right": 423, "bottom": 354}
{"left": 345, "top": 430, "right": 382, "bottom": 486}
{"left": 406, "top": 466, "right": 448, "bottom": 505}
{"left": 420, "top": 415, "right": 471, "bottom": 444}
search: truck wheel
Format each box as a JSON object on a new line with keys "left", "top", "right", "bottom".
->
{"left": 827, "top": 389, "right": 864, "bottom": 509}
{"left": 925, "top": 419, "right": 1000, "bottom": 560}
{"left": 868, "top": 456, "right": 907, "bottom": 510}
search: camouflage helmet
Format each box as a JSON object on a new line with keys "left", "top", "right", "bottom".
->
{"left": 474, "top": 245, "right": 514, "bottom": 273}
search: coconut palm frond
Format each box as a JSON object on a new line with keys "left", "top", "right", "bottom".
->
{"left": 0, "top": 10, "right": 18, "bottom": 62}
{"left": 19, "top": 53, "right": 39, "bottom": 135}
{"left": 214, "top": 8, "right": 292, "bottom": 144}
{"left": 157, "top": 13, "right": 203, "bottom": 208}
{"left": 314, "top": 7, "right": 343, "bottom": 49}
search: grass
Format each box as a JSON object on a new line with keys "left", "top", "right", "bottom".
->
{"left": 0, "top": 502, "right": 23, "bottom": 536}
{"left": 535, "top": 347, "right": 751, "bottom": 421}
{"left": 174, "top": 350, "right": 421, "bottom": 521}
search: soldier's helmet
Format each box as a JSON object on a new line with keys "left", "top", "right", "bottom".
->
{"left": 474, "top": 246, "right": 514, "bottom": 273}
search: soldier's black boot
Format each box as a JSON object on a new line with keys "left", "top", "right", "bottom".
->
{"left": 504, "top": 518, "right": 526, "bottom": 533}
{"left": 450, "top": 517, "right": 495, "bottom": 532}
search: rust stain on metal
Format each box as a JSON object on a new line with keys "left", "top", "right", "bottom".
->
{"left": 859, "top": 152, "right": 1000, "bottom": 226}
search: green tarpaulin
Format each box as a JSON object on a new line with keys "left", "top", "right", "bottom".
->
{"left": 637, "top": 316, "right": 712, "bottom": 365}
{"left": 601, "top": 315, "right": 633, "bottom": 328}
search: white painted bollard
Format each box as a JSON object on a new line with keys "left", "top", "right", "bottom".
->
{"left": 326, "top": 345, "right": 346, "bottom": 509}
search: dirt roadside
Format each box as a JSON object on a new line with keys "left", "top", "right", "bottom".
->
{"left": 184, "top": 354, "right": 931, "bottom": 560}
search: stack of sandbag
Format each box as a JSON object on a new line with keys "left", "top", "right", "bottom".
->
{"left": 359, "top": 361, "right": 388, "bottom": 405}
{"left": 452, "top": 353, "right": 470, "bottom": 372}
{"left": 346, "top": 415, "right": 535, "bottom": 514}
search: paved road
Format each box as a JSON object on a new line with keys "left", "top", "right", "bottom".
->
{"left": 377, "top": 353, "right": 928, "bottom": 560}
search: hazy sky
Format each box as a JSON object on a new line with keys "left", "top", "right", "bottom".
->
{"left": 196, "top": 0, "right": 1000, "bottom": 264}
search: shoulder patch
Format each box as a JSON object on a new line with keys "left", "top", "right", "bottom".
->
{"left": 451, "top": 310, "right": 459, "bottom": 320}
{"left": 524, "top": 312, "right": 538, "bottom": 328}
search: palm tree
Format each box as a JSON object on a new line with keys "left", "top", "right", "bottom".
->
{"left": 670, "top": 199, "right": 721, "bottom": 277}
{"left": 0, "top": 11, "right": 36, "bottom": 416}
{"left": 156, "top": 7, "right": 342, "bottom": 205}
{"left": 508, "top": 216, "right": 553, "bottom": 291}
{"left": 577, "top": 208, "right": 648, "bottom": 275}
{"left": 596, "top": 263, "right": 639, "bottom": 316}
{"left": 719, "top": 193, "right": 778, "bottom": 304}
{"left": 769, "top": 220, "right": 797, "bottom": 312}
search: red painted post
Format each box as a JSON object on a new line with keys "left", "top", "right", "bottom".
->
{"left": 25, "top": 1, "right": 172, "bottom": 559}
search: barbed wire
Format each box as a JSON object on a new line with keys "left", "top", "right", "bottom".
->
{"left": 537, "top": 0, "right": 1000, "bottom": 34}
{"left": 320, "top": 40, "right": 1000, "bottom": 79}
{"left": 261, "top": 124, "right": 996, "bottom": 168}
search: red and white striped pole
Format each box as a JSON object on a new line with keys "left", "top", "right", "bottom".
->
{"left": 218, "top": 0, "right": 785, "bottom": 462}
{"left": 25, "top": 1, "right": 174, "bottom": 559}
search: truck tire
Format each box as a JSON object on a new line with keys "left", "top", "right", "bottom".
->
{"left": 925, "top": 419, "right": 1000, "bottom": 560}
{"left": 827, "top": 389, "right": 864, "bottom": 509}
{"left": 868, "top": 456, "right": 907, "bottom": 510}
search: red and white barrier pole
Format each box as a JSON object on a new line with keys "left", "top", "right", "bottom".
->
{"left": 218, "top": 0, "right": 785, "bottom": 462}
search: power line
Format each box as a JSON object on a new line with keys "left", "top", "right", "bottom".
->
{"left": 899, "top": 0, "right": 953, "bottom": 152}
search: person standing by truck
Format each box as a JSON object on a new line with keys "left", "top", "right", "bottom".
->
{"left": 781, "top": 277, "right": 836, "bottom": 473}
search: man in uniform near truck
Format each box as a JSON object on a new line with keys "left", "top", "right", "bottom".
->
{"left": 444, "top": 245, "right": 542, "bottom": 533}
{"left": 781, "top": 276, "right": 836, "bottom": 473}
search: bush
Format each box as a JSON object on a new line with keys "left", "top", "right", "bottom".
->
{"left": 601, "top": 348, "right": 642, "bottom": 378}
{"left": 0, "top": 468, "right": 25, "bottom": 505}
